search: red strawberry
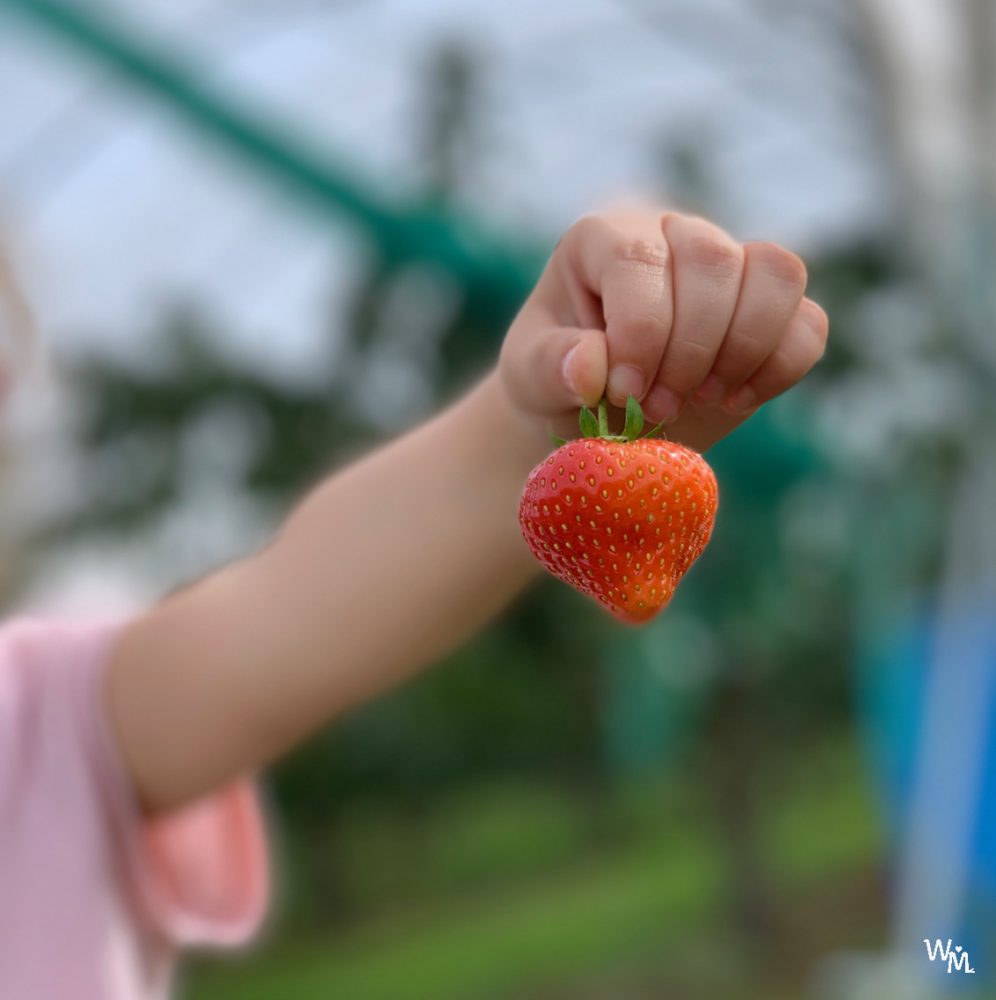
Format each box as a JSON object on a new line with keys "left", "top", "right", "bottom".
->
{"left": 519, "top": 396, "right": 718, "bottom": 624}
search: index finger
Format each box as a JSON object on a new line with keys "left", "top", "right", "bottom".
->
{"left": 560, "top": 215, "right": 673, "bottom": 407}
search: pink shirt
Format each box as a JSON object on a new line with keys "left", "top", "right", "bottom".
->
{"left": 0, "top": 616, "right": 270, "bottom": 999}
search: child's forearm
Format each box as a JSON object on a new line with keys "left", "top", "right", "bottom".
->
{"left": 108, "top": 371, "right": 550, "bottom": 813}
{"left": 106, "top": 207, "right": 828, "bottom": 815}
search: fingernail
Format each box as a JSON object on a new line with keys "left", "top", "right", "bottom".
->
{"left": 561, "top": 344, "right": 582, "bottom": 400}
{"left": 723, "top": 385, "right": 757, "bottom": 415}
{"left": 607, "top": 364, "right": 645, "bottom": 404}
{"left": 644, "top": 385, "right": 681, "bottom": 423}
{"left": 694, "top": 374, "right": 727, "bottom": 406}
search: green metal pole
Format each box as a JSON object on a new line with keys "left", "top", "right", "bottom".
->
{"left": 0, "top": 0, "right": 536, "bottom": 307}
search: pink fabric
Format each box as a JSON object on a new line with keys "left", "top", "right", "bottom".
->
{"left": 0, "top": 616, "right": 270, "bottom": 999}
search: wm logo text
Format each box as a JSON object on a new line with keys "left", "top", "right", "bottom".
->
{"left": 924, "top": 939, "right": 976, "bottom": 975}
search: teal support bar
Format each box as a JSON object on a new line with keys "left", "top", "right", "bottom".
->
{"left": 0, "top": 0, "right": 538, "bottom": 307}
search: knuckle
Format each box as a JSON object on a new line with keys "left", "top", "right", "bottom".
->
{"left": 777, "top": 339, "right": 819, "bottom": 385}
{"left": 748, "top": 242, "right": 808, "bottom": 289}
{"left": 562, "top": 213, "right": 606, "bottom": 253}
{"left": 608, "top": 309, "right": 666, "bottom": 347}
{"left": 804, "top": 300, "right": 829, "bottom": 341}
{"left": 797, "top": 300, "right": 829, "bottom": 361}
{"left": 683, "top": 233, "right": 743, "bottom": 278}
{"left": 570, "top": 213, "right": 605, "bottom": 238}
{"left": 662, "top": 212, "right": 741, "bottom": 271}
{"left": 662, "top": 339, "right": 716, "bottom": 388}
{"left": 785, "top": 357, "right": 812, "bottom": 385}
{"left": 612, "top": 236, "right": 670, "bottom": 273}
{"left": 766, "top": 350, "right": 804, "bottom": 389}
{"left": 717, "top": 332, "right": 769, "bottom": 372}
{"left": 559, "top": 214, "right": 619, "bottom": 264}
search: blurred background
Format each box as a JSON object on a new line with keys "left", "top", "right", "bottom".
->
{"left": 2, "top": 0, "right": 996, "bottom": 997}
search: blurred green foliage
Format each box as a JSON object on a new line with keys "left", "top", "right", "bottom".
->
{"left": 25, "top": 34, "right": 926, "bottom": 999}
{"left": 44, "top": 227, "right": 898, "bottom": 997}
{"left": 185, "top": 737, "right": 883, "bottom": 1000}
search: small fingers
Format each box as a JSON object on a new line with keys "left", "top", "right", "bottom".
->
{"left": 646, "top": 214, "right": 744, "bottom": 422}
{"left": 548, "top": 213, "right": 823, "bottom": 427}
{"left": 501, "top": 321, "right": 608, "bottom": 415}
{"left": 696, "top": 241, "right": 808, "bottom": 405}
{"left": 721, "top": 298, "right": 829, "bottom": 415}
{"left": 563, "top": 215, "right": 673, "bottom": 407}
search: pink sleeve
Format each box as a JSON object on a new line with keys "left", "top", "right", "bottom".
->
{"left": 80, "top": 617, "right": 272, "bottom": 948}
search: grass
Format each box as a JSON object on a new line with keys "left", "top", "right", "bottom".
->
{"left": 184, "top": 736, "right": 885, "bottom": 1000}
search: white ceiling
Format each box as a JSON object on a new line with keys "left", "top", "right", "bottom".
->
{"left": 0, "top": 0, "right": 891, "bottom": 378}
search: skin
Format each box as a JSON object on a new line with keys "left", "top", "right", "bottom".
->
{"left": 106, "top": 209, "right": 828, "bottom": 813}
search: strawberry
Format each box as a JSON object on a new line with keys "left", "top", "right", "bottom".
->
{"left": 518, "top": 396, "right": 718, "bottom": 624}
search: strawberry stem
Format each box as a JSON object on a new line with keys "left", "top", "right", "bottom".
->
{"left": 597, "top": 398, "right": 610, "bottom": 436}
{"left": 574, "top": 394, "right": 669, "bottom": 443}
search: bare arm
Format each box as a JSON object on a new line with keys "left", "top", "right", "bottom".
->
{"left": 107, "top": 372, "right": 548, "bottom": 812}
{"left": 107, "top": 208, "right": 827, "bottom": 814}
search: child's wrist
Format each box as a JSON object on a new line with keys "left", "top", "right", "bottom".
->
{"left": 468, "top": 369, "right": 553, "bottom": 477}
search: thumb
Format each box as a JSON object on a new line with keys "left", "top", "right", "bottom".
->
{"left": 502, "top": 325, "right": 607, "bottom": 416}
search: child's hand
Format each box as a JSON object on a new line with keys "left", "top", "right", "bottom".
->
{"left": 499, "top": 208, "right": 828, "bottom": 451}
{"left": 106, "top": 211, "right": 827, "bottom": 815}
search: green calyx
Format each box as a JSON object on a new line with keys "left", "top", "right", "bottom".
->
{"left": 550, "top": 395, "right": 669, "bottom": 448}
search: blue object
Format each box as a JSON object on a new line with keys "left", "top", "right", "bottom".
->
{"left": 857, "top": 603, "right": 996, "bottom": 989}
